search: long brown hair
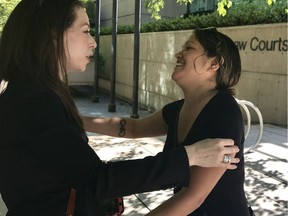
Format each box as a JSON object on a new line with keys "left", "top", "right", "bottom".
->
{"left": 0, "top": 0, "right": 85, "bottom": 130}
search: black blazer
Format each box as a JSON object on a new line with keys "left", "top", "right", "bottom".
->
{"left": 0, "top": 81, "right": 190, "bottom": 216}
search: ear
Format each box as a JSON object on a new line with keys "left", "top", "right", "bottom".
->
{"left": 211, "top": 64, "right": 219, "bottom": 71}
{"left": 210, "top": 57, "right": 224, "bottom": 72}
{"left": 210, "top": 59, "right": 220, "bottom": 72}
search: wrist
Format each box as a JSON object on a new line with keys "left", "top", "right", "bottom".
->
{"left": 184, "top": 145, "right": 196, "bottom": 166}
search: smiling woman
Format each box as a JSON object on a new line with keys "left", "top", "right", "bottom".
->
{"left": 81, "top": 28, "right": 250, "bottom": 216}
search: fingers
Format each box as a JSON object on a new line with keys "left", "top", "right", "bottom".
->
{"left": 223, "top": 145, "right": 240, "bottom": 155}
{"left": 217, "top": 138, "right": 235, "bottom": 146}
{"left": 219, "top": 139, "right": 240, "bottom": 169}
{"left": 223, "top": 163, "right": 238, "bottom": 170}
{"left": 229, "top": 157, "right": 240, "bottom": 164}
{"left": 216, "top": 138, "right": 239, "bottom": 153}
{"left": 185, "top": 138, "right": 241, "bottom": 168}
{"left": 221, "top": 156, "right": 240, "bottom": 169}
{"left": 221, "top": 154, "right": 240, "bottom": 170}
{"left": 223, "top": 154, "right": 232, "bottom": 164}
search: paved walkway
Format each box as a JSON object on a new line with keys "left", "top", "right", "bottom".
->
{"left": 0, "top": 87, "right": 287, "bottom": 215}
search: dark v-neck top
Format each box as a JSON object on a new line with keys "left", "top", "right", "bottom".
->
{"left": 162, "top": 90, "right": 250, "bottom": 216}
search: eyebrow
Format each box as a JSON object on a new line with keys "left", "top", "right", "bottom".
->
{"left": 182, "top": 41, "right": 195, "bottom": 48}
{"left": 83, "top": 23, "right": 90, "bottom": 27}
{"left": 78, "top": 22, "right": 90, "bottom": 28}
{"left": 185, "top": 41, "right": 195, "bottom": 45}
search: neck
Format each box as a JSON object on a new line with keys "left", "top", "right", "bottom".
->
{"left": 182, "top": 85, "right": 218, "bottom": 106}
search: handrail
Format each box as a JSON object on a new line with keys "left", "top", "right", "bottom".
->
{"left": 235, "top": 99, "right": 264, "bottom": 153}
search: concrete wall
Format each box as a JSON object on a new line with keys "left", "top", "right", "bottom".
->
{"left": 69, "top": 23, "right": 287, "bottom": 126}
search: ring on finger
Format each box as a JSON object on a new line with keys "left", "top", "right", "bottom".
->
{"left": 223, "top": 155, "right": 232, "bottom": 164}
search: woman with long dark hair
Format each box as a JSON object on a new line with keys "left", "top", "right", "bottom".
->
{"left": 0, "top": 1, "right": 239, "bottom": 215}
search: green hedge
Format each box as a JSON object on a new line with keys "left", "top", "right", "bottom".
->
{"left": 96, "top": 1, "right": 287, "bottom": 35}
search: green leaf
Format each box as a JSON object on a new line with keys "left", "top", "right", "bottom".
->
{"left": 0, "top": 0, "right": 21, "bottom": 32}
{"left": 176, "top": 0, "right": 192, "bottom": 4}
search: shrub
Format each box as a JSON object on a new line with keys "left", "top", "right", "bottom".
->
{"left": 99, "top": 0, "right": 287, "bottom": 35}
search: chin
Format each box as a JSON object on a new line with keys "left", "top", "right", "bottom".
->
{"left": 67, "top": 68, "right": 86, "bottom": 73}
{"left": 171, "top": 72, "right": 178, "bottom": 81}
{"left": 79, "top": 67, "right": 86, "bottom": 72}
{"left": 76, "top": 65, "right": 87, "bottom": 72}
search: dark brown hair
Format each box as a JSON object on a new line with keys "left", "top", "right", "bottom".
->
{"left": 0, "top": 0, "right": 85, "bottom": 130}
{"left": 194, "top": 28, "right": 241, "bottom": 95}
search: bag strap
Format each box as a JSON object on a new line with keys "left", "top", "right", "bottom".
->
{"left": 66, "top": 188, "right": 76, "bottom": 216}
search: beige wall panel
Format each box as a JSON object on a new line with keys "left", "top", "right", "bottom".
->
{"left": 100, "top": 36, "right": 112, "bottom": 75}
{"left": 142, "top": 61, "right": 182, "bottom": 97}
{"left": 219, "top": 24, "right": 287, "bottom": 75}
{"left": 139, "top": 91, "right": 177, "bottom": 112}
{"left": 143, "top": 31, "right": 195, "bottom": 63}
{"left": 116, "top": 82, "right": 133, "bottom": 100}
{"left": 237, "top": 71, "right": 287, "bottom": 126}
{"left": 116, "top": 58, "right": 133, "bottom": 84}
{"left": 138, "top": 61, "right": 147, "bottom": 91}
{"left": 99, "top": 79, "right": 133, "bottom": 102}
{"left": 99, "top": 79, "right": 110, "bottom": 90}
{"left": 145, "top": 32, "right": 177, "bottom": 63}
{"left": 117, "top": 34, "right": 134, "bottom": 59}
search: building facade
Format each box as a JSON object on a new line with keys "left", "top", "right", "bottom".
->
{"left": 100, "top": 0, "right": 187, "bottom": 27}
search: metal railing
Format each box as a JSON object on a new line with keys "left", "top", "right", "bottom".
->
{"left": 236, "top": 99, "right": 264, "bottom": 153}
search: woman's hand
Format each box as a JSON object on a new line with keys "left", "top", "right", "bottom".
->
{"left": 184, "top": 138, "right": 240, "bottom": 169}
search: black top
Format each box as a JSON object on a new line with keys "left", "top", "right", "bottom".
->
{"left": 162, "top": 90, "right": 250, "bottom": 216}
{"left": 0, "top": 81, "right": 190, "bottom": 216}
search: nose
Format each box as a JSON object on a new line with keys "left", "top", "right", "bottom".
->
{"left": 89, "top": 35, "right": 97, "bottom": 49}
{"left": 175, "top": 50, "right": 182, "bottom": 58}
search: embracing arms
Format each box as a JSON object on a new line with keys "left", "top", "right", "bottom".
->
{"left": 81, "top": 109, "right": 167, "bottom": 138}
{"left": 81, "top": 112, "right": 239, "bottom": 170}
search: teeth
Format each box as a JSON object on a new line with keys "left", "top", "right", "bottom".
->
{"left": 176, "top": 63, "right": 184, "bottom": 66}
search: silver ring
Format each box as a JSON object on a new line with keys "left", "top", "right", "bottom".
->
{"left": 223, "top": 155, "right": 232, "bottom": 164}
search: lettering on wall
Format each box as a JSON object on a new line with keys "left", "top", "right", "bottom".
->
{"left": 234, "top": 37, "right": 288, "bottom": 52}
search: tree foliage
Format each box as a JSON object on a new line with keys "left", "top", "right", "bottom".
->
{"left": 144, "top": 0, "right": 284, "bottom": 19}
{"left": 0, "top": 0, "right": 20, "bottom": 32}
{"left": 217, "top": 0, "right": 233, "bottom": 16}
{"left": 100, "top": 0, "right": 286, "bottom": 35}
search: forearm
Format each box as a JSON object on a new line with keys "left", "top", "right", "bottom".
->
{"left": 81, "top": 116, "right": 136, "bottom": 138}
{"left": 147, "top": 166, "right": 226, "bottom": 216}
{"left": 146, "top": 189, "right": 201, "bottom": 216}
{"left": 81, "top": 111, "right": 169, "bottom": 138}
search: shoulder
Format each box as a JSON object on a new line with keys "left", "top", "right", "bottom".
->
{"left": 163, "top": 99, "right": 183, "bottom": 112}
{"left": 202, "top": 91, "right": 243, "bottom": 130}
{"left": 2, "top": 81, "right": 66, "bottom": 121}
{"left": 5, "top": 81, "right": 61, "bottom": 105}
{"left": 162, "top": 99, "right": 183, "bottom": 120}
{"left": 212, "top": 90, "right": 240, "bottom": 114}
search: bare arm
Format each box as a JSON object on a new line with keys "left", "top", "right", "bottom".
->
{"left": 83, "top": 116, "right": 239, "bottom": 169}
{"left": 147, "top": 148, "right": 238, "bottom": 216}
{"left": 83, "top": 110, "right": 240, "bottom": 168}
{"left": 146, "top": 167, "right": 226, "bottom": 216}
{"left": 81, "top": 109, "right": 168, "bottom": 138}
